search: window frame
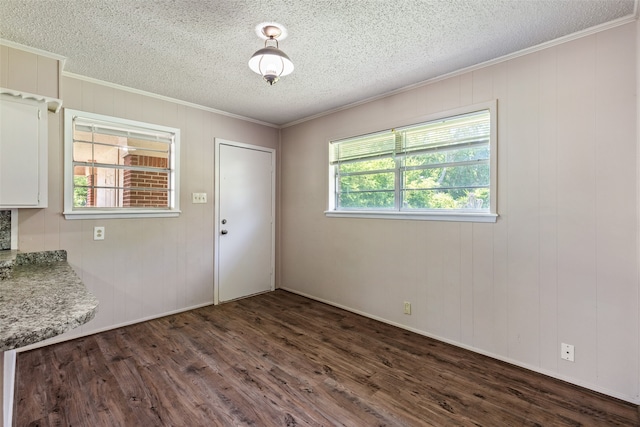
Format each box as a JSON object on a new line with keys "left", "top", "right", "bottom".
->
{"left": 63, "top": 109, "right": 181, "bottom": 220}
{"left": 326, "top": 101, "right": 498, "bottom": 223}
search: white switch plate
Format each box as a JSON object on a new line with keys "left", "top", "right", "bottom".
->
{"left": 93, "top": 226, "right": 105, "bottom": 241}
{"left": 561, "top": 343, "right": 574, "bottom": 362}
{"left": 403, "top": 301, "right": 411, "bottom": 315}
{"left": 192, "top": 192, "right": 207, "bottom": 204}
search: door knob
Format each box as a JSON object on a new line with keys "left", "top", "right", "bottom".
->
{"left": 221, "top": 229, "right": 228, "bottom": 235}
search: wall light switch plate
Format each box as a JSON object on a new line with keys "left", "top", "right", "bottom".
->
{"left": 94, "top": 226, "right": 105, "bottom": 241}
{"left": 403, "top": 301, "right": 411, "bottom": 315}
{"left": 192, "top": 192, "right": 207, "bottom": 204}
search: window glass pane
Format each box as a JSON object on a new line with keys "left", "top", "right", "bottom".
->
{"left": 339, "top": 191, "right": 395, "bottom": 209}
{"left": 403, "top": 188, "right": 490, "bottom": 210}
{"left": 91, "top": 166, "right": 121, "bottom": 190}
{"left": 89, "top": 186, "right": 120, "bottom": 208}
{"left": 73, "top": 165, "right": 169, "bottom": 209}
{"left": 73, "top": 166, "right": 121, "bottom": 208}
{"left": 126, "top": 138, "right": 170, "bottom": 162}
{"left": 403, "top": 169, "right": 444, "bottom": 190}
{"left": 73, "top": 139, "right": 170, "bottom": 168}
{"left": 92, "top": 133, "right": 121, "bottom": 146}
{"left": 119, "top": 187, "right": 170, "bottom": 209}
{"left": 91, "top": 142, "right": 123, "bottom": 166}
{"left": 405, "top": 163, "right": 489, "bottom": 189}
{"left": 339, "top": 157, "right": 395, "bottom": 173}
{"left": 340, "top": 172, "right": 395, "bottom": 192}
{"left": 73, "top": 140, "right": 122, "bottom": 166}
{"left": 72, "top": 140, "right": 93, "bottom": 162}
{"left": 73, "top": 175, "right": 88, "bottom": 207}
{"left": 122, "top": 152, "right": 169, "bottom": 172}
{"left": 442, "top": 163, "right": 490, "bottom": 189}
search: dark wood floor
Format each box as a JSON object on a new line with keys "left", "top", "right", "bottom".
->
{"left": 15, "top": 290, "right": 639, "bottom": 426}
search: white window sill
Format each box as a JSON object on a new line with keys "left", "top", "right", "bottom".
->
{"left": 63, "top": 209, "right": 181, "bottom": 220}
{"left": 324, "top": 210, "right": 498, "bottom": 223}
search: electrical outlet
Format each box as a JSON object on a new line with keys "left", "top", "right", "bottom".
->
{"left": 192, "top": 192, "right": 207, "bottom": 204}
{"left": 403, "top": 301, "right": 411, "bottom": 315}
{"left": 561, "top": 343, "right": 574, "bottom": 362}
{"left": 93, "top": 226, "right": 105, "bottom": 241}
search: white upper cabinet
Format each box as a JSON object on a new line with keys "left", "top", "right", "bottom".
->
{"left": 0, "top": 92, "right": 57, "bottom": 208}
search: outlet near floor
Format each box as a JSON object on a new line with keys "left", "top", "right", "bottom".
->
{"left": 561, "top": 343, "right": 575, "bottom": 362}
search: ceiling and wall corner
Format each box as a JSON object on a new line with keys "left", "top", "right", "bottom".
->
{"left": 0, "top": 0, "right": 637, "bottom": 126}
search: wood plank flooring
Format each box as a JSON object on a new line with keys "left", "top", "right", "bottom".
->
{"left": 14, "top": 290, "right": 639, "bottom": 426}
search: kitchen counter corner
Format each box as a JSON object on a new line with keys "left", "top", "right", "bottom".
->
{"left": 0, "top": 250, "right": 99, "bottom": 352}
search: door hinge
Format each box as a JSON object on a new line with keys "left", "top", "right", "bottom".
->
{"left": 38, "top": 109, "right": 41, "bottom": 119}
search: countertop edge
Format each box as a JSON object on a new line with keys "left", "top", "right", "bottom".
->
{"left": 0, "top": 250, "right": 99, "bottom": 352}
{"left": 0, "top": 300, "right": 98, "bottom": 352}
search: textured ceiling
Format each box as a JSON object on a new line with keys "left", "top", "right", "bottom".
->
{"left": 0, "top": 1, "right": 636, "bottom": 126}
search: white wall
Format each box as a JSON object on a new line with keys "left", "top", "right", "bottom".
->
{"left": 280, "top": 22, "right": 639, "bottom": 403}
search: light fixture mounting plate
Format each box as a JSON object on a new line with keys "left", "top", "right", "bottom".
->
{"left": 262, "top": 25, "right": 282, "bottom": 39}
{"left": 255, "top": 22, "right": 288, "bottom": 40}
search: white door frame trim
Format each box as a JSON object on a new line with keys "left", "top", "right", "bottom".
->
{"left": 213, "top": 138, "right": 276, "bottom": 305}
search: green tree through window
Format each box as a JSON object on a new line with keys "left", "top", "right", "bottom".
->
{"left": 329, "top": 106, "right": 494, "bottom": 215}
{"left": 73, "top": 175, "right": 88, "bottom": 207}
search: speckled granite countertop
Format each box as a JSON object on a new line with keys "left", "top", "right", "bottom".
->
{"left": 0, "top": 250, "right": 99, "bottom": 352}
{"left": 0, "top": 250, "right": 18, "bottom": 280}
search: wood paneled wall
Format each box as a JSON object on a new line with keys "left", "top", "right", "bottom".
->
{"left": 0, "top": 44, "right": 60, "bottom": 98}
{"left": 9, "top": 64, "right": 279, "bottom": 345}
{"left": 280, "top": 22, "right": 639, "bottom": 403}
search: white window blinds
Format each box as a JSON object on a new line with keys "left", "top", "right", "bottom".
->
{"left": 73, "top": 116, "right": 175, "bottom": 145}
{"left": 330, "top": 130, "right": 397, "bottom": 165}
{"left": 398, "top": 110, "right": 490, "bottom": 156}
{"left": 328, "top": 103, "right": 496, "bottom": 219}
{"left": 330, "top": 110, "right": 490, "bottom": 164}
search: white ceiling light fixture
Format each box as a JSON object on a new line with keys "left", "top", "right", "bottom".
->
{"left": 248, "top": 23, "right": 294, "bottom": 85}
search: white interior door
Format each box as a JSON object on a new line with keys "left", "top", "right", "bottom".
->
{"left": 215, "top": 139, "right": 275, "bottom": 303}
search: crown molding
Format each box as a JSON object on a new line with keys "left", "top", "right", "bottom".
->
{"left": 61, "top": 72, "right": 279, "bottom": 129}
{"left": 0, "top": 39, "right": 67, "bottom": 64}
{"left": 1, "top": 39, "right": 279, "bottom": 128}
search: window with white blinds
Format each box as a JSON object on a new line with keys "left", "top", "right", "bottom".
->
{"left": 327, "top": 101, "right": 497, "bottom": 222}
{"left": 63, "top": 109, "right": 181, "bottom": 219}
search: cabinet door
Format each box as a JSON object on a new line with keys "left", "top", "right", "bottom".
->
{"left": 0, "top": 96, "right": 46, "bottom": 207}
